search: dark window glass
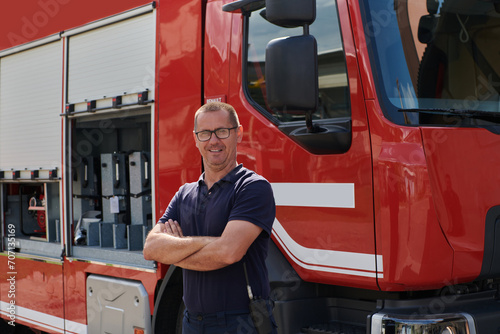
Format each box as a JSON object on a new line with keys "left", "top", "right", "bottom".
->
{"left": 361, "top": 0, "right": 500, "bottom": 126}
{"left": 246, "top": 0, "right": 351, "bottom": 124}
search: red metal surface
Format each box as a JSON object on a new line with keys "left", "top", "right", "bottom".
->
{"left": 366, "top": 98, "right": 455, "bottom": 291}
{"left": 155, "top": 0, "right": 204, "bottom": 218}
{"left": 345, "top": 0, "right": 376, "bottom": 101}
{"left": 0, "top": 255, "right": 64, "bottom": 330}
{"left": 0, "top": 0, "right": 151, "bottom": 51}
{"left": 346, "top": 0, "right": 499, "bottom": 291}
{"left": 348, "top": 0, "right": 456, "bottom": 290}
{"left": 0, "top": 255, "right": 159, "bottom": 330}
{"left": 205, "top": 0, "right": 233, "bottom": 101}
{"left": 62, "top": 259, "right": 159, "bottom": 327}
{"left": 421, "top": 127, "right": 500, "bottom": 281}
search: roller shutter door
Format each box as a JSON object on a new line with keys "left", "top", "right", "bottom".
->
{"left": 67, "top": 12, "right": 155, "bottom": 103}
{"left": 0, "top": 41, "right": 62, "bottom": 171}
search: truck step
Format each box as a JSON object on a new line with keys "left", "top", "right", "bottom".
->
{"left": 301, "top": 322, "right": 365, "bottom": 334}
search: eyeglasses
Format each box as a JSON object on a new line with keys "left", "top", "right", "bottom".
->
{"left": 194, "top": 126, "right": 239, "bottom": 142}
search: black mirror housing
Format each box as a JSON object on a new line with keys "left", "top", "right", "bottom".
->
{"left": 265, "top": 0, "right": 316, "bottom": 28}
{"left": 418, "top": 14, "right": 438, "bottom": 44}
{"left": 222, "top": 0, "right": 265, "bottom": 14}
{"left": 265, "top": 35, "right": 318, "bottom": 112}
{"left": 427, "top": 0, "right": 440, "bottom": 14}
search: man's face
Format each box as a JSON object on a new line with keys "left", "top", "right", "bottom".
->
{"left": 194, "top": 109, "right": 242, "bottom": 174}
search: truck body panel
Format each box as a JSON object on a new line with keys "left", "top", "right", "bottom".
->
{"left": 1, "top": 0, "right": 500, "bottom": 333}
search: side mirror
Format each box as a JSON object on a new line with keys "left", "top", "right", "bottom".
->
{"left": 265, "top": 0, "right": 316, "bottom": 28}
{"left": 418, "top": 14, "right": 438, "bottom": 44}
{"left": 264, "top": 0, "right": 319, "bottom": 132}
{"left": 427, "top": 0, "right": 440, "bottom": 14}
{"left": 222, "top": 0, "right": 265, "bottom": 14}
{"left": 265, "top": 35, "right": 318, "bottom": 113}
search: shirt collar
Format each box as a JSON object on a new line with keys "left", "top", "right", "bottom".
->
{"left": 197, "top": 164, "right": 244, "bottom": 187}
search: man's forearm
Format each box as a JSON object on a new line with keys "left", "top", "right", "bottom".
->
{"left": 143, "top": 230, "right": 216, "bottom": 264}
{"left": 174, "top": 220, "right": 263, "bottom": 271}
{"left": 174, "top": 238, "right": 234, "bottom": 271}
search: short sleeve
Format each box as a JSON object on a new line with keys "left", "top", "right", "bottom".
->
{"left": 229, "top": 179, "right": 276, "bottom": 236}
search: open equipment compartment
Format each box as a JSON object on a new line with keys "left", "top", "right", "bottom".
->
{"left": 1, "top": 180, "right": 62, "bottom": 257}
{"left": 69, "top": 107, "right": 153, "bottom": 265}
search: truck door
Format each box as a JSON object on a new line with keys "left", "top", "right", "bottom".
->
{"left": 217, "top": 0, "right": 378, "bottom": 289}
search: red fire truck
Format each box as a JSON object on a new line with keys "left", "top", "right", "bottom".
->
{"left": 1, "top": 0, "right": 500, "bottom": 332}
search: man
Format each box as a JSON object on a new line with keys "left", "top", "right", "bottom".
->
{"left": 143, "top": 102, "right": 277, "bottom": 333}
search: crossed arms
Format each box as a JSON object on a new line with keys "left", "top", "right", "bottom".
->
{"left": 143, "top": 219, "right": 263, "bottom": 271}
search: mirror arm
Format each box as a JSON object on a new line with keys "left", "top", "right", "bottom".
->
{"left": 306, "top": 111, "right": 321, "bottom": 133}
{"left": 303, "top": 24, "right": 310, "bottom": 36}
{"left": 222, "top": 0, "right": 265, "bottom": 15}
{"left": 303, "top": 23, "right": 318, "bottom": 133}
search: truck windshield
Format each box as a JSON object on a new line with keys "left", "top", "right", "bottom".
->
{"left": 360, "top": 0, "right": 500, "bottom": 126}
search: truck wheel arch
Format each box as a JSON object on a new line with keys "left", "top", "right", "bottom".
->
{"left": 153, "top": 265, "right": 184, "bottom": 334}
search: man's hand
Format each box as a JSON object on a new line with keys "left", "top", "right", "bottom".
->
{"left": 163, "top": 219, "right": 184, "bottom": 237}
{"left": 143, "top": 220, "right": 214, "bottom": 264}
{"left": 149, "top": 219, "right": 183, "bottom": 237}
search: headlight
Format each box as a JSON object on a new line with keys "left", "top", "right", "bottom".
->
{"left": 371, "top": 313, "right": 475, "bottom": 334}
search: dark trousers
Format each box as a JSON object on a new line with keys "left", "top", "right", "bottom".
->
{"left": 182, "top": 308, "right": 277, "bottom": 334}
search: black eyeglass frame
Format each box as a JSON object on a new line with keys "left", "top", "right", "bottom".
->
{"left": 194, "top": 126, "right": 239, "bottom": 142}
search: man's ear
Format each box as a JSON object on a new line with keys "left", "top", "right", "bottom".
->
{"left": 236, "top": 125, "right": 243, "bottom": 143}
{"left": 193, "top": 131, "right": 199, "bottom": 148}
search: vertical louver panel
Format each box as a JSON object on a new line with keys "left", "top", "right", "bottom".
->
{"left": 67, "top": 13, "right": 155, "bottom": 103}
{"left": 0, "top": 41, "right": 62, "bottom": 171}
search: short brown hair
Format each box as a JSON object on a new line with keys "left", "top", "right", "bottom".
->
{"left": 194, "top": 102, "right": 240, "bottom": 131}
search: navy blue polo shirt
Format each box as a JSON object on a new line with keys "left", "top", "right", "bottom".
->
{"left": 159, "top": 164, "right": 276, "bottom": 313}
